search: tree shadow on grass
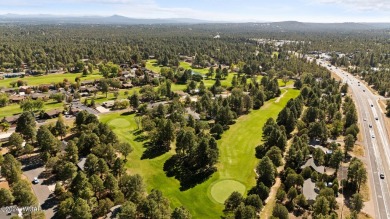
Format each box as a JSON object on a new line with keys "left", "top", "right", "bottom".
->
{"left": 120, "top": 111, "right": 136, "bottom": 116}
{"left": 163, "top": 155, "right": 216, "bottom": 191}
{"left": 141, "top": 142, "right": 169, "bottom": 159}
{"left": 132, "top": 129, "right": 149, "bottom": 142}
{"left": 134, "top": 135, "right": 148, "bottom": 142}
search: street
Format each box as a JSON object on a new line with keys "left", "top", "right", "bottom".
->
{"left": 314, "top": 59, "right": 390, "bottom": 219}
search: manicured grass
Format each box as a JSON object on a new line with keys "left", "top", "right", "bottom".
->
{"left": 145, "top": 59, "right": 209, "bottom": 75}
{"left": 179, "top": 61, "right": 192, "bottom": 69}
{"left": 100, "top": 88, "right": 300, "bottom": 218}
{"left": 0, "top": 73, "right": 102, "bottom": 88}
{"left": 210, "top": 179, "right": 246, "bottom": 204}
{"left": 145, "top": 59, "right": 162, "bottom": 73}
{"left": 278, "top": 79, "right": 294, "bottom": 87}
{"left": 0, "top": 100, "right": 64, "bottom": 118}
{"left": 107, "top": 118, "right": 131, "bottom": 128}
{"left": 81, "top": 87, "right": 141, "bottom": 105}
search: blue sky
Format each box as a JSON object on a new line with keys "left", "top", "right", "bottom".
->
{"left": 0, "top": 0, "right": 389, "bottom": 22}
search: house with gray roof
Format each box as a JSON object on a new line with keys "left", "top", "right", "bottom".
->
{"left": 301, "top": 157, "right": 325, "bottom": 174}
{"left": 77, "top": 157, "right": 87, "bottom": 171}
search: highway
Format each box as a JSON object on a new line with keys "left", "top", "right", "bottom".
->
{"left": 312, "top": 58, "right": 390, "bottom": 219}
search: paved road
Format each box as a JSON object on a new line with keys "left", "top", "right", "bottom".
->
{"left": 22, "top": 155, "right": 57, "bottom": 219}
{"left": 312, "top": 58, "right": 390, "bottom": 219}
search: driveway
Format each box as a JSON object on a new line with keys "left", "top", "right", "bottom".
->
{"left": 21, "top": 154, "right": 58, "bottom": 219}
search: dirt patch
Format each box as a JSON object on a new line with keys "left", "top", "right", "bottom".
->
{"left": 360, "top": 180, "right": 371, "bottom": 202}
{"left": 336, "top": 195, "right": 373, "bottom": 219}
{"left": 0, "top": 180, "right": 10, "bottom": 189}
{"left": 352, "top": 144, "right": 365, "bottom": 157}
{"left": 1, "top": 147, "right": 9, "bottom": 155}
{"left": 330, "top": 71, "right": 342, "bottom": 81}
{"left": 260, "top": 178, "right": 281, "bottom": 219}
{"left": 378, "top": 100, "right": 390, "bottom": 142}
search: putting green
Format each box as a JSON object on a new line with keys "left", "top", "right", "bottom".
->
{"left": 107, "top": 118, "right": 131, "bottom": 128}
{"left": 210, "top": 179, "right": 246, "bottom": 204}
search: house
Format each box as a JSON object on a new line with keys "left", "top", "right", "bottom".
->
{"left": 39, "top": 84, "right": 54, "bottom": 90}
{"left": 80, "top": 80, "right": 95, "bottom": 86}
{"left": 174, "top": 90, "right": 187, "bottom": 97}
{"left": 147, "top": 101, "right": 169, "bottom": 110}
{"left": 18, "top": 86, "right": 30, "bottom": 93}
{"left": 9, "top": 95, "right": 25, "bottom": 103}
{"left": 301, "top": 157, "right": 325, "bottom": 174}
{"left": 185, "top": 108, "right": 200, "bottom": 120}
{"left": 119, "top": 76, "right": 128, "bottom": 82}
{"left": 300, "top": 157, "right": 335, "bottom": 175}
{"left": 0, "top": 88, "right": 16, "bottom": 94}
{"left": 86, "top": 87, "right": 98, "bottom": 93}
{"left": 2, "top": 115, "right": 20, "bottom": 125}
{"left": 70, "top": 107, "right": 81, "bottom": 115}
{"left": 120, "top": 64, "right": 129, "bottom": 68}
{"left": 309, "top": 145, "right": 329, "bottom": 154}
{"left": 79, "top": 92, "right": 90, "bottom": 97}
{"left": 31, "top": 93, "right": 50, "bottom": 100}
{"left": 44, "top": 109, "right": 63, "bottom": 119}
{"left": 79, "top": 86, "right": 88, "bottom": 92}
{"left": 302, "top": 179, "right": 318, "bottom": 205}
{"left": 0, "top": 132, "right": 13, "bottom": 143}
{"left": 102, "top": 101, "right": 115, "bottom": 108}
{"left": 122, "top": 82, "right": 133, "bottom": 89}
{"left": 215, "top": 92, "right": 231, "bottom": 99}
{"left": 77, "top": 157, "right": 87, "bottom": 171}
{"left": 121, "top": 71, "right": 130, "bottom": 76}
{"left": 60, "top": 141, "right": 68, "bottom": 152}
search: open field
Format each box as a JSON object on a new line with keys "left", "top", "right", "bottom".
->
{"left": 100, "top": 88, "right": 300, "bottom": 218}
{"left": 0, "top": 73, "right": 102, "bottom": 88}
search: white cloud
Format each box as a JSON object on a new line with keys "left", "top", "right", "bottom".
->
{"left": 313, "top": 0, "right": 390, "bottom": 11}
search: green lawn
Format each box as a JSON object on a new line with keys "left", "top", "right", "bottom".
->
{"left": 82, "top": 87, "right": 141, "bottom": 105}
{"left": 145, "top": 59, "right": 209, "bottom": 75}
{"left": 100, "top": 88, "right": 300, "bottom": 218}
{"left": 0, "top": 100, "right": 64, "bottom": 119}
{"left": 0, "top": 73, "right": 102, "bottom": 88}
{"left": 145, "top": 59, "right": 162, "bottom": 73}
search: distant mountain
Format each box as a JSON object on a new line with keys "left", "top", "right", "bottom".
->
{"left": 0, "top": 14, "right": 211, "bottom": 24}
{"left": 265, "top": 21, "right": 388, "bottom": 31}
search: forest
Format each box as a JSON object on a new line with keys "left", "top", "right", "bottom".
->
{"left": 0, "top": 23, "right": 379, "bottom": 218}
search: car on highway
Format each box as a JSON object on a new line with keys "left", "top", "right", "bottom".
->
{"left": 33, "top": 177, "right": 39, "bottom": 184}
{"left": 375, "top": 117, "right": 378, "bottom": 121}
{"left": 372, "top": 134, "right": 375, "bottom": 138}
{"left": 369, "top": 124, "right": 372, "bottom": 128}
{"left": 363, "top": 118, "right": 367, "bottom": 121}
{"left": 371, "top": 104, "right": 373, "bottom": 107}
{"left": 363, "top": 89, "right": 365, "bottom": 92}
{"left": 380, "top": 173, "right": 385, "bottom": 179}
